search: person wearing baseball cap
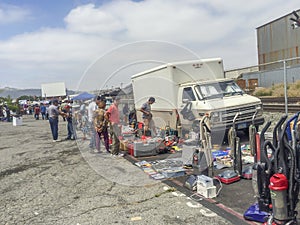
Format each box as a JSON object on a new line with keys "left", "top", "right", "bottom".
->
{"left": 148, "top": 97, "right": 155, "bottom": 103}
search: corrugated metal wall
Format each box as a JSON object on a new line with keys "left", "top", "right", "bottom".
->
{"left": 256, "top": 10, "right": 300, "bottom": 70}
{"left": 241, "top": 64, "right": 300, "bottom": 87}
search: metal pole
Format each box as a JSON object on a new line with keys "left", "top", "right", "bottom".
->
{"left": 283, "top": 60, "right": 288, "bottom": 114}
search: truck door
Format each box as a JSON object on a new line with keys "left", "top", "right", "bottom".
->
{"left": 178, "top": 87, "right": 197, "bottom": 123}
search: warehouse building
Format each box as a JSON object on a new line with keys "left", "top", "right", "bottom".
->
{"left": 233, "top": 9, "right": 300, "bottom": 90}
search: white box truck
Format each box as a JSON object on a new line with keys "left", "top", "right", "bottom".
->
{"left": 131, "top": 58, "right": 264, "bottom": 141}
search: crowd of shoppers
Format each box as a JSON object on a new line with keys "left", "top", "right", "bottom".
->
{"left": 16, "top": 94, "right": 156, "bottom": 158}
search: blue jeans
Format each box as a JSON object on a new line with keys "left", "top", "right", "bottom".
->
{"left": 41, "top": 112, "right": 46, "bottom": 120}
{"left": 89, "top": 121, "right": 96, "bottom": 148}
{"left": 49, "top": 117, "right": 59, "bottom": 140}
{"left": 67, "top": 121, "right": 75, "bottom": 139}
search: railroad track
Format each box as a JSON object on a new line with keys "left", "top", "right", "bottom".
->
{"left": 259, "top": 96, "right": 300, "bottom": 104}
{"left": 259, "top": 97, "right": 300, "bottom": 112}
{"left": 263, "top": 104, "right": 300, "bottom": 113}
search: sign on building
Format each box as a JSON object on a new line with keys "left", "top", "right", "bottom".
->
{"left": 41, "top": 82, "right": 66, "bottom": 98}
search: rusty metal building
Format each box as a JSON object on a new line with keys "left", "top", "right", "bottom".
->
{"left": 235, "top": 9, "right": 300, "bottom": 89}
{"left": 257, "top": 9, "right": 300, "bottom": 69}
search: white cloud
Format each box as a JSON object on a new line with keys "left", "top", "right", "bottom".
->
{"left": 0, "top": 29, "right": 113, "bottom": 62}
{"left": 64, "top": 3, "right": 124, "bottom": 35}
{"left": 0, "top": 4, "right": 31, "bottom": 24}
{"left": 0, "top": 0, "right": 300, "bottom": 90}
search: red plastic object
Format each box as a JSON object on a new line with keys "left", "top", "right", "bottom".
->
{"left": 269, "top": 173, "right": 288, "bottom": 191}
{"left": 255, "top": 133, "right": 261, "bottom": 161}
{"left": 128, "top": 144, "right": 134, "bottom": 156}
{"left": 215, "top": 175, "right": 240, "bottom": 184}
{"left": 138, "top": 122, "right": 143, "bottom": 129}
{"left": 242, "top": 173, "right": 252, "bottom": 179}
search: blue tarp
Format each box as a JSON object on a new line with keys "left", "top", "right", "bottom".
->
{"left": 72, "top": 92, "right": 95, "bottom": 101}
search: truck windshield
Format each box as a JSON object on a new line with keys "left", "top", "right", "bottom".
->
{"left": 196, "top": 81, "right": 244, "bottom": 99}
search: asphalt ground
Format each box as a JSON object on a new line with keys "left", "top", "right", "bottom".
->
{"left": 124, "top": 150, "right": 259, "bottom": 225}
{"left": 123, "top": 116, "right": 300, "bottom": 225}
{"left": 2, "top": 114, "right": 299, "bottom": 225}
{"left": 1, "top": 115, "right": 235, "bottom": 225}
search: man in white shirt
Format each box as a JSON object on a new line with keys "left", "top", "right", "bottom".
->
{"left": 88, "top": 96, "right": 99, "bottom": 149}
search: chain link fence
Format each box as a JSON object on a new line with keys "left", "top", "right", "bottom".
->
{"left": 226, "top": 57, "right": 300, "bottom": 96}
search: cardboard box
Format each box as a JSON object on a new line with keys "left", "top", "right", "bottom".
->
{"left": 120, "top": 140, "right": 128, "bottom": 151}
{"left": 216, "top": 156, "right": 233, "bottom": 167}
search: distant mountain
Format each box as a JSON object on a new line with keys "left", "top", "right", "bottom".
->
{"left": 0, "top": 87, "right": 76, "bottom": 99}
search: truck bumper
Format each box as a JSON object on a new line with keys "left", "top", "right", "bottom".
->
{"left": 211, "top": 117, "right": 265, "bottom": 133}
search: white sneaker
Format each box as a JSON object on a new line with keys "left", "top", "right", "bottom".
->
{"left": 117, "top": 153, "right": 124, "bottom": 157}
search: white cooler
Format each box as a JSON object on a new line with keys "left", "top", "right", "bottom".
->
{"left": 13, "top": 116, "right": 23, "bottom": 126}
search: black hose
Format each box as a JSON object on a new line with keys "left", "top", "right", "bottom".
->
{"left": 279, "top": 114, "right": 298, "bottom": 218}
{"left": 249, "top": 125, "right": 256, "bottom": 157}
{"left": 275, "top": 116, "right": 291, "bottom": 175}
{"left": 260, "top": 121, "right": 271, "bottom": 156}
{"left": 262, "top": 140, "right": 276, "bottom": 175}
{"left": 282, "top": 140, "right": 296, "bottom": 218}
{"left": 273, "top": 114, "right": 288, "bottom": 149}
{"left": 277, "top": 114, "right": 288, "bottom": 139}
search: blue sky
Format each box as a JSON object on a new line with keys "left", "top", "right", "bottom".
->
{"left": 0, "top": 0, "right": 299, "bottom": 91}
{"left": 0, "top": 0, "right": 103, "bottom": 39}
